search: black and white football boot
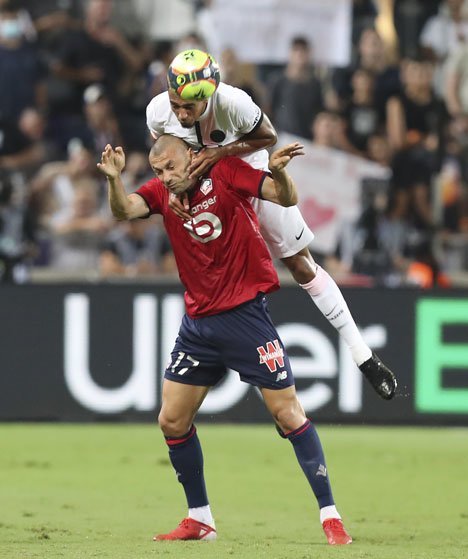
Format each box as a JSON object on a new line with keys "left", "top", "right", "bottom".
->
{"left": 358, "top": 352, "right": 397, "bottom": 400}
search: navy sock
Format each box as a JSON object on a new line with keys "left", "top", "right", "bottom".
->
{"left": 286, "top": 420, "right": 335, "bottom": 508}
{"left": 165, "top": 425, "right": 209, "bottom": 508}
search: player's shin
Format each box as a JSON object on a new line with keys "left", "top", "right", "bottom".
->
{"left": 285, "top": 420, "right": 335, "bottom": 509}
{"left": 165, "top": 425, "right": 215, "bottom": 527}
{"left": 300, "top": 266, "right": 372, "bottom": 366}
{"left": 282, "top": 420, "right": 352, "bottom": 545}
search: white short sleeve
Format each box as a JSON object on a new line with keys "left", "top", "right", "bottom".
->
{"left": 219, "top": 84, "right": 263, "bottom": 135}
{"left": 146, "top": 94, "right": 167, "bottom": 139}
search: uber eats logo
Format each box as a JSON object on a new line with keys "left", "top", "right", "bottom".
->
{"left": 416, "top": 299, "right": 468, "bottom": 414}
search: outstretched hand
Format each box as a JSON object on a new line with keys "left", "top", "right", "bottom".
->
{"left": 97, "top": 144, "right": 126, "bottom": 179}
{"left": 268, "top": 143, "right": 304, "bottom": 173}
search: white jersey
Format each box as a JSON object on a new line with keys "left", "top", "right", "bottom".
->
{"left": 145, "top": 83, "right": 314, "bottom": 258}
{"left": 146, "top": 82, "right": 269, "bottom": 170}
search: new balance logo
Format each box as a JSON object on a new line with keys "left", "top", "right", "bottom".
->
{"left": 257, "top": 340, "right": 285, "bottom": 373}
{"left": 276, "top": 370, "right": 288, "bottom": 382}
{"left": 316, "top": 464, "right": 327, "bottom": 477}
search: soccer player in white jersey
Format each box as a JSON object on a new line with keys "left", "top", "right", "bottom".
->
{"left": 146, "top": 49, "right": 397, "bottom": 401}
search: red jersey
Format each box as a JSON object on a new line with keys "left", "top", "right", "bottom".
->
{"left": 136, "top": 156, "right": 279, "bottom": 318}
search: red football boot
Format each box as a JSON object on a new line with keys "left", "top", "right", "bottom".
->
{"left": 153, "top": 518, "right": 217, "bottom": 541}
{"left": 322, "top": 518, "right": 352, "bottom": 545}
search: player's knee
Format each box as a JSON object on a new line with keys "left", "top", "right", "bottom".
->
{"left": 272, "top": 404, "right": 307, "bottom": 434}
{"left": 281, "top": 254, "right": 316, "bottom": 284}
{"left": 158, "top": 411, "right": 190, "bottom": 438}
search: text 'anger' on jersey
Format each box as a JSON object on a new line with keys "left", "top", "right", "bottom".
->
{"left": 136, "top": 156, "right": 279, "bottom": 318}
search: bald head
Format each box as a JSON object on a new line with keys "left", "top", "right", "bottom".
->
{"left": 149, "top": 134, "right": 194, "bottom": 195}
{"left": 149, "top": 134, "right": 189, "bottom": 159}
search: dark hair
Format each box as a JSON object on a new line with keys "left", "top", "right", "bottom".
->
{"left": 291, "top": 36, "right": 310, "bottom": 49}
{"left": 0, "top": 0, "right": 21, "bottom": 14}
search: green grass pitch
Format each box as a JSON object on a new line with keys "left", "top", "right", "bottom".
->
{"left": 1, "top": 424, "right": 467, "bottom": 559}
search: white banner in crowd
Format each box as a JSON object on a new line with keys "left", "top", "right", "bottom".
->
{"left": 207, "top": 0, "right": 352, "bottom": 66}
{"left": 278, "top": 133, "right": 391, "bottom": 255}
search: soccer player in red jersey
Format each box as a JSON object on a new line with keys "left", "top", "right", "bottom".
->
{"left": 147, "top": 49, "right": 397, "bottom": 402}
{"left": 97, "top": 135, "right": 352, "bottom": 545}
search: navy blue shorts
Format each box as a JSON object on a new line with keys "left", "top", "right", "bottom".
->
{"left": 164, "top": 294, "right": 294, "bottom": 390}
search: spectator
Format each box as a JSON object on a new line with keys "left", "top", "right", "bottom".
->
{"left": 23, "top": 0, "right": 81, "bottom": 44}
{"left": 17, "top": 108, "right": 59, "bottom": 174}
{"left": 100, "top": 218, "right": 175, "bottom": 278}
{"left": 419, "top": 0, "right": 468, "bottom": 95}
{"left": 420, "top": 0, "right": 468, "bottom": 63}
{"left": 311, "top": 111, "right": 361, "bottom": 155}
{"left": 352, "top": 186, "right": 439, "bottom": 286}
{"left": 0, "top": 0, "right": 47, "bottom": 120}
{"left": 269, "top": 37, "right": 323, "bottom": 139}
{"left": 367, "top": 134, "right": 392, "bottom": 167}
{"left": 51, "top": 0, "right": 144, "bottom": 114}
{"left": 352, "top": 0, "right": 378, "bottom": 45}
{"left": 220, "top": 47, "right": 267, "bottom": 110}
{"left": 30, "top": 142, "right": 103, "bottom": 234}
{"left": 146, "top": 41, "right": 174, "bottom": 100}
{"left": 333, "top": 28, "right": 400, "bottom": 116}
{"left": 81, "top": 84, "right": 124, "bottom": 156}
{"left": 386, "top": 57, "right": 442, "bottom": 152}
{"left": 0, "top": 169, "right": 35, "bottom": 282}
{"left": 0, "top": 113, "right": 44, "bottom": 172}
{"left": 119, "top": 151, "right": 153, "bottom": 193}
{"left": 48, "top": 181, "right": 110, "bottom": 273}
{"left": 444, "top": 43, "right": 468, "bottom": 118}
{"left": 393, "top": 0, "right": 440, "bottom": 58}
{"left": 343, "top": 68, "right": 382, "bottom": 153}
{"left": 175, "top": 31, "right": 206, "bottom": 54}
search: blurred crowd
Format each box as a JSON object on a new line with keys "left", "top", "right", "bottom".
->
{"left": 0, "top": 0, "right": 468, "bottom": 286}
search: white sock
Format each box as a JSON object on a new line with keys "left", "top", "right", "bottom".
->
{"left": 320, "top": 505, "right": 341, "bottom": 524}
{"left": 188, "top": 505, "right": 215, "bottom": 528}
{"left": 301, "top": 266, "right": 372, "bottom": 366}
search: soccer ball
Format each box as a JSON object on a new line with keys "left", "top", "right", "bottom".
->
{"left": 167, "top": 49, "right": 220, "bottom": 101}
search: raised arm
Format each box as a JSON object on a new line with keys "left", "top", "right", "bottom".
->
{"left": 220, "top": 112, "right": 278, "bottom": 157}
{"left": 188, "top": 113, "right": 278, "bottom": 179}
{"left": 260, "top": 143, "right": 304, "bottom": 206}
{"left": 97, "top": 145, "right": 149, "bottom": 220}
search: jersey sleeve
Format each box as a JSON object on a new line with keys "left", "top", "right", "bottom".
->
{"left": 215, "top": 157, "right": 270, "bottom": 199}
{"left": 146, "top": 95, "right": 165, "bottom": 139}
{"left": 135, "top": 178, "right": 166, "bottom": 215}
{"left": 228, "top": 88, "right": 263, "bottom": 135}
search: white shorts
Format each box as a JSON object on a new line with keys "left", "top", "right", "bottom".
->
{"left": 251, "top": 198, "right": 315, "bottom": 259}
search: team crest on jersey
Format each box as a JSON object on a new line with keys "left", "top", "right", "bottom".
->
{"left": 257, "top": 339, "right": 285, "bottom": 373}
{"left": 200, "top": 178, "right": 213, "bottom": 195}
